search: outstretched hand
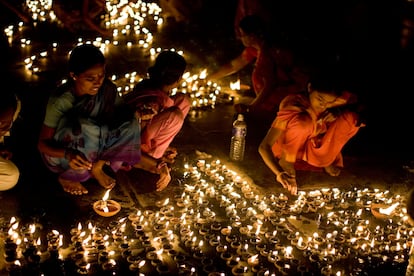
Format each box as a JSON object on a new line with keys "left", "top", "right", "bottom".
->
{"left": 276, "top": 171, "right": 297, "bottom": 195}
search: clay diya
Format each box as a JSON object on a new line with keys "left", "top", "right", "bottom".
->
{"left": 371, "top": 202, "right": 399, "bottom": 220}
{"left": 93, "top": 190, "right": 121, "bottom": 217}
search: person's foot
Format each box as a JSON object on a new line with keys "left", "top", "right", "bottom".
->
{"left": 162, "top": 147, "right": 177, "bottom": 164}
{"left": 58, "top": 177, "right": 88, "bottom": 195}
{"left": 91, "top": 160, "right": 116, "bottom": 190}
{"left": 324, "top": 165, "right": 341, "bottom": 176}
{"left": 92, "top": 167, "right": 116, "bottom": 190}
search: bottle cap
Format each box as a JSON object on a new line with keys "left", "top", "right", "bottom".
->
{"left": 237, "top": 114, "right": 244, "bottom": 121}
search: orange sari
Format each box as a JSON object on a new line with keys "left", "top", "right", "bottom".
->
{"left": 271, "top": 93, "right": 360, "bottom": 168}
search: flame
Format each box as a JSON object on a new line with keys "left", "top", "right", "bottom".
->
{"left": 298, "top": 236, "right": 303, "bottom": 247}
{"left": 199, "top": 69, "right": 207, "bottom": 79}
{"left": 379, "top": 202, "right": 399, "bottom": 215}
{"left": 230, "top": 79, "right": 240, "bottom": 90}
{"left": 138, "top": 260, "right": 146, "bottom": 267}
{"left": 30, "top": 224, "right": 36, "bottom": 234}
{"left": 102, "top": 189, "right": 111, "bottom": 201}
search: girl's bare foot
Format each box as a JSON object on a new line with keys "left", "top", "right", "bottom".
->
{"left": 58, "top": 177, "right": 88, "bottom": 195}
{"left": 324, "top": 165, "right": 341, "bottom": 176}
{"left": 91, "top": 160, "right": 116, "bottom": 190}
{"left": 162, "top": 147, "right": 177, "bottom": 164}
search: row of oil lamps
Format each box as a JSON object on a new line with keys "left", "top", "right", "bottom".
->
{"left": 1, "top": 159, "right": 412, "bottom": 275}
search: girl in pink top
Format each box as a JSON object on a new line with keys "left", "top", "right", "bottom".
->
{"left": 259, "top": 69, "right": 364, "bottom": 195}
{"left": 124, "top": 50, "right": 190, "bottom": 163}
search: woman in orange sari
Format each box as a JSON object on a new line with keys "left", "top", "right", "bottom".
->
{"left": 259, "top": 69, "right": 364, "bottom": 195}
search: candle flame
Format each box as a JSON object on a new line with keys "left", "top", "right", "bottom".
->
{"left": 102, "top": 189, "right": 111, "bottom": 201}
{"left": 230, "top": 79, "right": 240, "bottom": 90}
{"left": 199, "top": 69, "right": 207, "bottom": 79}
{"left": 379, "top": 202, "right": 399, "bottom": 215}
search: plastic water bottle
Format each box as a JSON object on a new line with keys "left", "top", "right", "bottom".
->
{"left": 229, "top": 114, "right": 247, "bottom": 161}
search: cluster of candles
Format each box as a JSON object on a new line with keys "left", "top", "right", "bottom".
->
{"left": 111, "top": 64, "right": 230, "bottom": 113}
{"left": 1, "top": 158, "right": 413, "bottom": 275}
{"left": 4, "top": 0, "right": 236, "bottom": 113}
{"left": 5, "top": 0, "right": 162, "bottom": 75}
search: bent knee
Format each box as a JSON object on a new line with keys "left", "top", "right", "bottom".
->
{"left": 287, "top": 114, "right": 313, "bottom": 133}
{"left": 339, "top": 111, "right": 359, "bottom": 126}
{"left": 0, "top": 162, "right": 19, "bottom": 191}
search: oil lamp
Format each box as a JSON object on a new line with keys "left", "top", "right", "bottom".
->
{"left": 93, "top": 189, "right": 121, "bottom": 217}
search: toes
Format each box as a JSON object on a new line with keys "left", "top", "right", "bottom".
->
{"left": 324, "top": 166, "right": 341, "bottom": 176}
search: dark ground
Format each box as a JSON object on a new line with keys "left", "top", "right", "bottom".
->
{"left": 0, "top": 0, "right": 413, "bottom": 275}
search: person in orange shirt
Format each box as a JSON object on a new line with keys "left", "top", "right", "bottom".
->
{"left": 207, "top": 15, "right": 308, "bottom": 122}
{"left": 259, "top": 68, "right": 365, "bottom": 195}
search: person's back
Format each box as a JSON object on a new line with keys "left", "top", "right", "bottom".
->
{"left": 208, "top": 15, "right": 309, "bottom": 122}
{"left": 0, "top": 92, "right": 21, "bottom": 191}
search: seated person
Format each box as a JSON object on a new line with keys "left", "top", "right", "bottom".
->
{"left": 124, "top": 50, "right": 190, "bottom": 165}
{"left": 259, "top": 68, "right": 365, "bottom": 195}
{"left": 37, "top": 44, "right": 169, "bottom": 195}
{"left": 0, "top": 92, "right": 21, "bottom": 191}
{"left": 207, "top": 15, "right": 308, "bottom": 121}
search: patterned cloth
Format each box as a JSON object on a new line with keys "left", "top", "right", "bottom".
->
{"left": 124, "top": 79, "right": 191, "bottom": 159}
{"left": 41, "top": 79, "right": 140, "bottom": 182}
{"left": 270, "top": 92, "right": 360, "bottom": 168}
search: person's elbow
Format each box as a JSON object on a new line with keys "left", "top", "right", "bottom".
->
{"left": 258, "top": 139, "right": 269, "bottom": 158}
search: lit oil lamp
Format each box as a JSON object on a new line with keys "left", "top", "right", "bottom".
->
{"left": 371, "top": 202, "right": 399, "bottom": 219}
{"left": 93, "top": 190, "right": 121, "bottom": 217}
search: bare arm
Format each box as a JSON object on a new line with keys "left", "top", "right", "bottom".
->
{"left": 207, "top": 54, "right": 250, "bottom": 81}
{"left": 38, "top": 124, "right": 92, "bottom": 170}
{"left": 259, "top": 126, "right": 297, "bottom": 195}
{"left": 38, "top": 125, "right": 65, "bottom": 158}
{"left": 258, "top": 127, "right": 284, "bottom": 178}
